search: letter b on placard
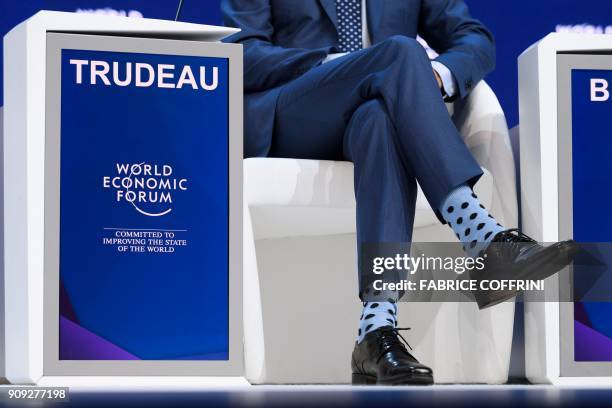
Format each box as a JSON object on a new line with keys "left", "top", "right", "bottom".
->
{"left": 591, "top": 78, "right": 610, "bottom": 102}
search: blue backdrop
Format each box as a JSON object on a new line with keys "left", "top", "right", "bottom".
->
{"left": 1, "top": 1, "right": 610, "bottom": 125}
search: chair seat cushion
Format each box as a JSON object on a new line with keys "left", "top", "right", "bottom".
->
{"left": 245, "top": 158, "right": 493, "bottom": 239}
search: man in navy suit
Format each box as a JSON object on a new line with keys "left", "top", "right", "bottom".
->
{"left": 223, "top": 0, "right": 577, "bottom": 385}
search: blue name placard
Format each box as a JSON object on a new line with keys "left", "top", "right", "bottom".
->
{"left": 58, "top": 49, "right": 229, "bottom": 361}
{"left": 571, "top": 68, "right": 612, "bottom": 362}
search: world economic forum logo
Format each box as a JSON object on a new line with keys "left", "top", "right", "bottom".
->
{"left": 103, "top": 163, "right": 188, "bottom": 217}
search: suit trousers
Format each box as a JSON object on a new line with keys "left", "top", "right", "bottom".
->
{"left": 269, "top": 36, "right": 484, "bottom": 294}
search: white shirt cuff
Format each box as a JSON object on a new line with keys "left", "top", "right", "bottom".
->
{"left": 322, "top": 52, "right": 349, "bottom": 64}
{"left": 431, "top": 61, "right": 457, "bottom": 99}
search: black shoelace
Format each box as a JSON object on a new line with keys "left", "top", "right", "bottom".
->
{"left": 493, "top": 228, "right": 538, "bottom": 260}
{"left": 376, "top": 327, "right": 413, "bottom": 363}
{"left": 495, "top": 228, "right": 536, "bottom": 244}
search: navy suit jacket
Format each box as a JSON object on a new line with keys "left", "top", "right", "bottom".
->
{"left": 222, "top": 0, "right": 495, "bottom": 157}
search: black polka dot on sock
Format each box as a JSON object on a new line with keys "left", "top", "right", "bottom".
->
{"left": 449, "top": 222, "right": 452, "bottom": 228}
{"left": 386, "top": 318, "right": 394, "bottom": 325}
{"left": 484, "top": 231, "right": 493, "bottom": 240}
{"left": 472, "top": 193, "right": 477, "bottom": 199}
{"left": 364, "top": 314, "right": 375, "bottom": 320}
{"left": 465, "top": 228, "right": 471, "bottom": 236}
{"left": 497, "top": 223, "right": 502, "bottom": 227}
{"left": 370, "top": 303, "right": 379, "bottom": 309}
{"left": 387, "top": 298, "right": 396, "bottom": 304}
{"left": 461, "top": 202, "right": 469, "bottom": 209}
{"left": 447, "top": 206, "right": 455, "bottom": 214}
{"left": 457, "top": 217, "right": 463, "bottom": 225}
{"left": 470, "top": 240, "right": 477, "bottom": 249}
{"left": 480, "top": 204, "right": 485, "bottom": 209}
{"left": 470, "top": 213, "right": 478, "bottom": 220}
{"left": 456, "top": 233, "right": 460, "bottom": 239}
{"left": 388, "top": 309, "right": 395, "bottom": 315}
{"left": 358, "top": 328, "right": 362, "bottom": 336}
{"left": 477, "top": 223, "right": 485, "bottom": 231}
{"left": 489, "top": 215, "right": 493, "bottom": 218}
{"left": 360, "top": 314, "right": 364, "bottom": 320}
{"left": 365, "top": 324, "right": 373, "bottom": 332}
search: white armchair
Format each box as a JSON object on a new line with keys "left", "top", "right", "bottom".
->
{"left": 243, "top": 81, "right": 518, "bottom": 384}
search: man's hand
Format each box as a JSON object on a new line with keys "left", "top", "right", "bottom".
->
{"left": 433, "top": 68, "right": 443, "bottom": 89}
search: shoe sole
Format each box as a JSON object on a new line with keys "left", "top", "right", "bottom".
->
{"left": 473, "top": 241, "right": 580, "bottom": 310}
{"left": 352, "top": 372, "right": 434, "bottom": 386}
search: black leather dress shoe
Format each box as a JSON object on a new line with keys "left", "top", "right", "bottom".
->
{"left": 472, "top": 229, "right": 580, "bottom": 309}
{"left": 351, "top": 326, "right": 433, "bottom": 385}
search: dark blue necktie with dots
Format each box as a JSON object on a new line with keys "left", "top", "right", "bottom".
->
{"left": 335, "top": 0, "right": 363, "bottom": 53}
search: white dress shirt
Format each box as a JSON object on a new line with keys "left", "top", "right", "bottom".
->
{"left": 322, "top": 0, "right": 457, "bottom": 98}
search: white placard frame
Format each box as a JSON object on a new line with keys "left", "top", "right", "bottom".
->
{"left": 4, "top": 11, "right": 246, "bottom": 386}
{"left": 519, "top": 33, "right": 612, "bottom": 385}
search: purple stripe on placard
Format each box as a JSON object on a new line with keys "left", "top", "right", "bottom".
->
{"left": 575, "top": 320, "right": 612, "bottom": 361}
{"left": 59, "top": 316, "right": 139, "bottom": 360}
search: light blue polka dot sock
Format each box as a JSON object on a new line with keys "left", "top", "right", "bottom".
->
{"left": 439, "top": 184, "right": 505, "bottom": 258}
{"left": 357, "top": 301, "right": 397, "bottom": 343}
